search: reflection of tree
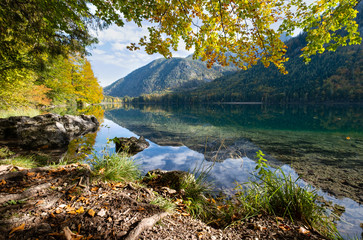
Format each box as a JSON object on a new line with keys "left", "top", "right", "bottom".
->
{"left": 65, "top": 132, "right": 98, "bottom": 162}
{"left": 65, "top": 105, "right": 105, "bottom": 161}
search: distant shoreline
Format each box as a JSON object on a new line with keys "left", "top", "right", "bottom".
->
{"left": 215, "top": 102, "right": 263, "bottom": 105}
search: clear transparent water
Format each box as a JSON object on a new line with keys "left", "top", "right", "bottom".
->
{"left": 91, "top": 104, "right": 363, "bottom": 239}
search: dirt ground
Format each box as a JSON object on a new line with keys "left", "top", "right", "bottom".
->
{"left": 0, "top": 164, "right": 327, "bottom": 240}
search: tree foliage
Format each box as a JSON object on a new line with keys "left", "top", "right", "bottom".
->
{"left": 125, "top": 0, "right": 362, "bottom": 73}
{"left": 1, "top": 0, "right": 361, "bottom": 75}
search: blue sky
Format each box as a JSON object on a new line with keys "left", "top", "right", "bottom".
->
{"left": 87, "top": 22, "right": 193, "bottom": 87}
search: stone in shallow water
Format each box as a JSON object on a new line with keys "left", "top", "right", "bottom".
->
{"left": 114, "top": 136, "right": 150, "bottom": 155}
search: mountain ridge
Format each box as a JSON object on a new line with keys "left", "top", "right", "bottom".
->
{"left": 103, "top": 57, "right": 237, "bottom": 97}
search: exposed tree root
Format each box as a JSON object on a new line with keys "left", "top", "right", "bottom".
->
{"left": 0, "top": 182, "right": 51, "bottom": 205}
{"left": 124, "top": 212, "right": 169, "bottom": 240}
{"left": 0, "top": 166, "right": 52, "bottom": 180}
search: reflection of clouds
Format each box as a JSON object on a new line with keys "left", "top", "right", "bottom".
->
{"left": 136, "top": 146, "right": 204, "bottom": 173}
{"left": 94, "top": 118, "right": 363, "bottom": 238}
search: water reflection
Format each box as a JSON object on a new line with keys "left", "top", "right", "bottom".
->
{"left": 93, "top": 118, "right": 363, "bottom": 238}
{"left": 104, "top": 104, "right": 363, "bottom": 206}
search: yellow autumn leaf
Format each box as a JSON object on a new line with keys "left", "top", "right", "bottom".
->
{"left": 9, "top": 223, "right": 25, "bottom": 234}
{"left": 88, "top": 209, "right": 95, "bottom": 217}
{"left": 0, "top": 179, "right": 6, "bottom": 186}
{"left": 76, "top": 206, "right": 84, "bottom": 214}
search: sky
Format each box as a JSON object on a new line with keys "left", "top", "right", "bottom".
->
{"left": 87, "top": 22, "right": 193, "bottom": 87}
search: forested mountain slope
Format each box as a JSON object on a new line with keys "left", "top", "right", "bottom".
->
{"left": 103, "top": 57, "right": 236, "bottom": 97}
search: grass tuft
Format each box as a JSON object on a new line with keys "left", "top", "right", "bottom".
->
{"left": 0, "top": 147, "right": 14, "bottom": 158}
{"left": 91, "top": 152, "right": 140, "bottom": 182}
{"left": 150, "top": 194, "right": 175, "bottom": 212}
{"left": 1, "top": 155, "right": 40, "bottom": 169}
{"left": 233, "top": 150, "right": 341, "bottom": 239}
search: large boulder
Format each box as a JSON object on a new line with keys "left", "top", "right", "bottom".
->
{"left": 114, "top": 136, "right": 149, "bottom": 155}
{"left": 0, "top": 113, "right": 99, "bottom": 149}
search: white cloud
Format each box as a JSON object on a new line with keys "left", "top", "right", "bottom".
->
{"left": 88, "top": 22, "right": 193, "bottom": 87}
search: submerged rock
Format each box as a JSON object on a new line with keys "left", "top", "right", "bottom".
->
{"left": 114, "top": 136, "right": 149, "bottom": 155}
{"left": 0, "top": 113, "right": 99, "bottom": 149}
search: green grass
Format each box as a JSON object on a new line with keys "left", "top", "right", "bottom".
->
{"left": 232, "top": 151, "right": 341, "bottom": 239}
{"left": 0, "top": 155, "right": 40, "bottom": 169}
{"left": 0, "top": 147, "right": 14, "bottom": 158}
{"left": 91, "top": 152, "right": 141, "bottom": 182}
{"left": 0, "top": 108, "right": 41, "bottom": 118}
{"left": 150, "top": 194, "right": 176, "bottom": 212}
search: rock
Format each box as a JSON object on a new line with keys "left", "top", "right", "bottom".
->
{"left": 144, "top": 169, "right": 196, "bottom": 191}
{"left": 114, "top": 136, "right": 149, "bottom": 155}
{"left": 0, "top": 113, "right": 99, "bottom": 149}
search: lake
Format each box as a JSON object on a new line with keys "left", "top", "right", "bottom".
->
{"left": 87, "top": 103, "right": 363, "bottom": 238}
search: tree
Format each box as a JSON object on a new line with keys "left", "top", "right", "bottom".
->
{"left": 0, "top": 0, "right": 361, "bottom": 76}
{"left": 125, "top": 0, "right": 362, "bottom": 74}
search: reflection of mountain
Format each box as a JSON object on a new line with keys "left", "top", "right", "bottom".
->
{"left": 104, "top": 104, "right": 363, "bottom": 204}
{"left": 104, "top": 109, "right": 265, "bottom": 163}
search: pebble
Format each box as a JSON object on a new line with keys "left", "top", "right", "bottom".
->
{"left": 97, "top": 208, "right": 107, "bottom": 217}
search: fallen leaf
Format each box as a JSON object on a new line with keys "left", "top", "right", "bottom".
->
{"left": 76, "top": 206, "right": 84, "bottom": 214}
{"left": 55, "top": 209, "right": 62, "bottom": 214}
{"left": 278, "top": 224, "right": 291, "bottom": 231}
{"left": 50, "top": 212, "right": 56, "bottom": 218}
{"left": 9, "top": 223, "right": 25, "bottom": 234}
{"left": 68, "top": 195, "right": 76, "bottom": 201}
{"left": 48, "top": 232, "right": 62, "bottom": 236}
{"left": 90, "top": 187, "right": 99, "bottom": 192}
{"left": 78, "top": 224, "right": 81, "bottom": 233}
{"left": 137, "top": 207, "right": 145, "bottom": 211}
{"left": 36, "top": 200, "right": 44, "bottom": 206}
{"left": 88, "top": 209, "right": 95, "bottom": 217}
{"left": 299, "top": 226, "right": 310, "bottom": 235}
{"left": 114, "top": 182, "right": 124, "bottom": 188}
{"left": 107, "top": 217, "right": 112, "bottom": 222}
{"left": 0, "top": 179, "right": 6, "bottom": 186}
{"left": 276, "top": 216, "right": 284, "bottom": 221}
{"left": 26, "top": 172, "right": 35, "bottom": 177}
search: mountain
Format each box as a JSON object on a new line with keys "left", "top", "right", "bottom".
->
{"left": 104, "top": 57, "right": 237, "bottom": 97}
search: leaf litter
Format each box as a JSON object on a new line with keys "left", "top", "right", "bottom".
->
{"left": 0, "top": 164, "right": 327, "bottom": 239}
